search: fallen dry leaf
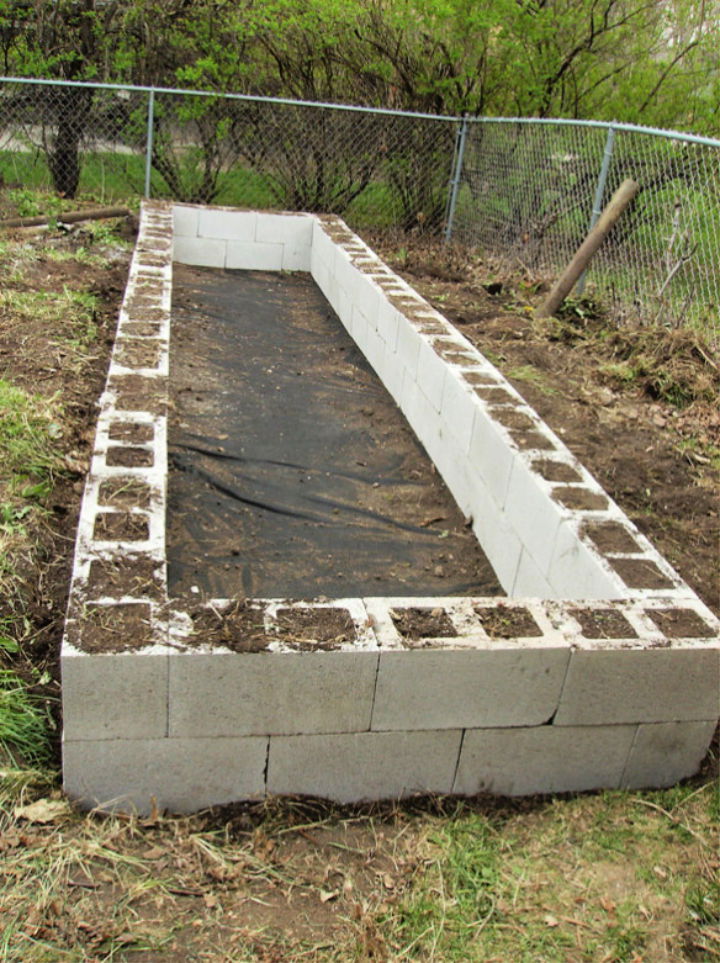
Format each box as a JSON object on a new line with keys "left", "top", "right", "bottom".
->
{"left": 14, "top": 798, "right": 72, "bottom": 824}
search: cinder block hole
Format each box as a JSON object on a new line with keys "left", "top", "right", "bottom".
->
{"left": 97, "top": 477, "right": 152, "bottom": 509}
{"left": 474, "top": 605, "right": 543, "bottom": 639}
{"left": 108, "top": 422, "right": 154, "bottom": 444}
{"left": 645, "top": 608, "right": 715, "bottom": 638}
{"left": 106, "top": 446, "right": 154, "bottom": 468}
{"left": 390, "top": 607, "right": 457, "bottom": 641}
{"left": 93, "top": 511, "right": 150, "bottom": 541}
{"left": 569, "top": 607, "right": 638, "bottom": 639}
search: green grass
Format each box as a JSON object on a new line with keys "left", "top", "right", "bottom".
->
{"left": 0, "top": 660, "right": 53, "bottom": 771}
{"left": 0, "top": 380, "right": 62, "bottom": 488}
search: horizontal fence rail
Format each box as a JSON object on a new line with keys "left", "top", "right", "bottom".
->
{"left": 0, "top": 76, "right": 718, "bottom": 340}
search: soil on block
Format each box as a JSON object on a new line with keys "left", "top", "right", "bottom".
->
{"left": 167, "top": 266, "right": 503, "bottom": 600}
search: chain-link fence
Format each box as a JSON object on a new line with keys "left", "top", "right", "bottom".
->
{"left": 454, "top": 118, "right": 720, "bottom": 333}
{"left": 0, "top": 77, "right": 718, "bottom": 340}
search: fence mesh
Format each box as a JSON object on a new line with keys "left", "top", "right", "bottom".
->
{"left": 0, "top": 78, "right": 718, "bottom": 342}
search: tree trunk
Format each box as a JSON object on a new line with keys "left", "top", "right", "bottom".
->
{"left": 48, "top": 86, "right": 93, "bottom": 198}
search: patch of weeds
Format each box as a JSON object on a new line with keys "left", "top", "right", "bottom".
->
{"left": 601, "top": 359, "right": 639, "bottom": 385}
{"left": 0, "top": 639, "right": 53, "bottom": 770}
{"left": 603, "top": 328, "right": 719, "bottom": 407}
{"left": 380, "top": 812, "right": 503, "bottom": 960}
{"left": 557, "top": 294, "right": 604, "bottom": 323}
{"left": 687, "top": 873, "right": 720, "bottom": 927}
{"left": 506, "top": 364, "right": 558, "bottom": 396}
{"left": 0, "top": 380, "right": 61, "bottom": 484}
{"left": 44, "top": 245, "right": 109, "bottom": 268}
{"left": 6, "top": 188, "right": 64, "bottom": 221}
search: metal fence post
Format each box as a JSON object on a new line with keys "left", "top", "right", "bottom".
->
{"left": 444, "top": 115, "right": 469, "bottom": 243}
{"left": 144, "top": 88, "right": 155, "bottom": 198}
{"left": 576, "top": 125, "right": 616, "bottom": 294}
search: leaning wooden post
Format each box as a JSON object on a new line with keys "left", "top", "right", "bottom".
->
{"left": 537, "top": 178, "right": 640, "bottom": 318}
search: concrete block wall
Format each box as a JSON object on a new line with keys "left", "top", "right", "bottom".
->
{"left": 60, "top": 202, "right": 720, "bottom": 814}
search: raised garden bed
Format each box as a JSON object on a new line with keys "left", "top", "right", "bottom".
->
{"left": 61, "top": 201, "right": 720, "bottom": 812}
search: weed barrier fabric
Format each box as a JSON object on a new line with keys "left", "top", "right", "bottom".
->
{"left": 167, "top": 266, "right": 503, "bottom": 599}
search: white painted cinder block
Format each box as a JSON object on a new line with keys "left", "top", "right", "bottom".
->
{"left": 172, "top": 204, "right": 200, "bottom": 237}
{"left": 440, "top": 370, "right": 477, "bottom": 454}
{"left": 471, "top": 504, "right": 523, "bottom": 594}
{"left": 333, "top": 282, "right": 355, "bottom": 334}
{"left": 198, "top": 208, "right": 257, "bottom": 241}
{"left": 549, "top": 521, "right": 625, "bottom": 600}
{"left": 256, "top": 212, "right": 314, "bottom": 249}
{"left": 430, "top": 436, "right": 484, "bottom": 519}
{"left": 173, "top": 235, "right": 226, "bottom": 268}
{"left": 554, "top": 647, "right": 720, "bottom": 726}
{"left": 61, "top": 652, "right": 168, "bottom": 740}
{"left": 469, "top": 407, "right": 517, "bottom": 510}
{"left": 503, "top": 458, "right": 565, "bottom": 577}
{"left": 225, "top": 241, "right": 284, "bottom": 271}
{"left": 267, "top": 729, "right": 462, "bottom": 803}
{"left": 376, "top": 301, "right": 401, "bottom": 354}
{"left": 416, "top": 339, "right": 448, "bottom": 413}
{"left": 454, "top": 724, "right": 637, "bottom": 796}
{"left": 168, "top": 650, "right": 379, "bottom": 737}
{"left": 64, "top": 736, "right": 268, "bottom": 814}
{"left": 395, "top": 316, "right": 424, "bottom": 380}
{"left": 399, "top": 375, "right": 443, "bottom": 459}
{"left": 621, "top": 720, "right": 717, "bottom": 788}
{"left": 362, "top": 323, "right": 387, "bottom": 382}
{"left": 371, "top": 647, "right": 570, "bottom": 731}
{"left": 512, "top": 549, "right": 554, "bottom": 598}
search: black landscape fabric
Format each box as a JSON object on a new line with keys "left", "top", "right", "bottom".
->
{"left": 167, "top": 265, "right": 503, "bottom": 599}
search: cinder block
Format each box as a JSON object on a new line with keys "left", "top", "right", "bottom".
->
{"left": 63, "top": 736, "right": 267, "bottom": 814}
{"left": 362, "top": 324, "right": 386, "bottom": 381}
{"left": 454, "top": 724, "right": 637, "bottom": 796}
{"left": 310, "top": 230, "right": 334, "bottom": 281}
{"left": 169, "top": 650, "right": 379, "bottom": 737}
{"left": 395, "top": 316, "right": 423, "bottom": 380}
{"left": 416, "top": 338, "right": 447, "bottom": 413}
{"left": 376, "top": 301, "right": 401, "bottom": 353}
{"left": 554, "top": 648, "right": 720, "bottom": 726}
{"left": 283, "top": 245, "right": 312, "bottom": 272}
{"left": 371, "top": 647, "right": 569, "bottom": 731}
{"left": 440, "top": 372, "right": 476, "bottom": 454}
{"left": 621, "top": 720, "right": 717, "bottom": 788}
{"left": 472, "top": 505, "right": 523, "bottom": 594}
{"left": 173, "top": 236, "right": 226, "bottom": 268}
{"left": 256, "top": 212, "right": 313, "bottom": 249}
{"left": 349, "top": 302, "right": 370, "bottom": 350}
{"left": 61, "top": 651, "right": 168, "bottom": 740}
{"left": 354, "top": 277, "right": 383, "bottom": 331}
{"left": 431, "top": 437, "right": 484, "bottom": 519}
{"left": 267, "top": 730, "right": 462, "bottom": 803}
{"left": 399, "top": 374, "right": 442, "bottom": 456}
{"left": 549, "top": 521, "right": 625, "bottom": 600}
{"left": 225, "top": 241, "right": 284, "bottom": 271}
{"left": 172, "top": 204, "right": 199, "bottom": 237}
{"left": 378, "top": 344, "right": 405, "bottom": 405}
{"left": 512, "top": 549, "right": 554, "bottom": 598}
{"left": 504, "top": 458, "right": 565, "bottom": 576}
{"left": 198, "top": 208, "right": 256, "bottom": 241}
{"left": 469, "top": 407, "right": 516, "bottom": 510}
{"left": 312, "top": 258, "right": 331, "bottom": 300}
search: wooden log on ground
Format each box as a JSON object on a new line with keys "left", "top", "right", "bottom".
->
{"left": 537, "top": 179, "right": 640, "bottom": 319}
{"left": 0, "top": 206, "right": 132, "bottom": 229}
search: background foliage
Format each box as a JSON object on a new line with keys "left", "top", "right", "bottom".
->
{"left": 0, "top": 0, "right": 718, "bottom": 135}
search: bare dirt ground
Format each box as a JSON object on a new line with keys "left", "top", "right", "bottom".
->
{"left": 0, "top": 209, "right": 718, "bottom": 961}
